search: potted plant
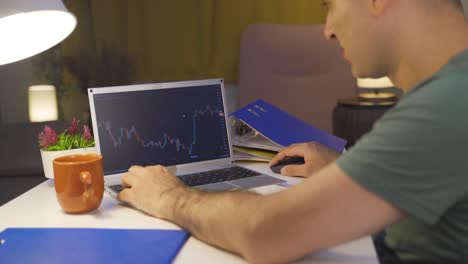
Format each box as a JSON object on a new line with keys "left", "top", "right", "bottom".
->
{"left": 39, "top": 118, "right": 96, "bottom": 179}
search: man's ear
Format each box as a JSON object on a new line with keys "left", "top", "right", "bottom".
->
{"left": 368, "top": 0, "right": 392, "bottom": 17}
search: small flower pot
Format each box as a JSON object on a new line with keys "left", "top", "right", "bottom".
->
{"left": 40, "top": 147, "right": 97, "bottom": 179}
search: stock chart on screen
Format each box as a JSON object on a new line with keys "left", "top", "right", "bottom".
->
{"left": 92, "top": 84, "right": 230, "bottom": 175}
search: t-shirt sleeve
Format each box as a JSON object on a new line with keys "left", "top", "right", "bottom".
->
{"left": 336, "top": 78, "right": 468, "bottom": 225}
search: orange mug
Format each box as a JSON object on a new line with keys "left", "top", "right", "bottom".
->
{"left": 53, "top": 154, "right": 104, "bottom": 214}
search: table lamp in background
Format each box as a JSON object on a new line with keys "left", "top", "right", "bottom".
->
{"left": 0, "top": 0, "right": 76, "bottom": 66}
{"left": 333, "top": 77, "right": 399, "bottom": 148}
{"left": 28, "top": 85, "right": 58, "bottom": 122}
{"left": 357, "top": 77, "right": 398, "bottom": 105}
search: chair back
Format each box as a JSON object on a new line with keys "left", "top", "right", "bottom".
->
{"left": 238, "top": 23, "right": 356, "bottom": 132}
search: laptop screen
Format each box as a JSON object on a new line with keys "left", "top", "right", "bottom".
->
{"left": 90, "top": 82, "right": 231, "bottom": 175}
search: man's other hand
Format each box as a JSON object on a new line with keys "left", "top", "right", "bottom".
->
{"left": 269, "top": 142, "right": 340, "bottom": 177}
{"left": 118, "top": 165, "right": 185, "bottom": 219}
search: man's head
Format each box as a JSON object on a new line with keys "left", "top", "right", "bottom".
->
{"left": 323, "top": 0, "right": 466, "bottom": 80}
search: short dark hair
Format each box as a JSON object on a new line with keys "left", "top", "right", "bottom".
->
{"left": 450, "top": 0, "right": 464, "bottom": 10}
{"left": 423, "top": 0, "right": 464, "bottom": 12}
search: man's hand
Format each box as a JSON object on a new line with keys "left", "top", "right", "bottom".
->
{"left": 118, "top": 165, "right": 186, "bottom": 219}
{"left": 269, "top": 142, "right": 340, "bottom": 177}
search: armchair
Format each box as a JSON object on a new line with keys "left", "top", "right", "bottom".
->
{"left": 238, "top": 23, "right": 356, "bottom": 133}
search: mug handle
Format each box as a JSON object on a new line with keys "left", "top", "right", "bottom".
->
{"left": 80, "top": 171, "right": 94, "bottom": 201}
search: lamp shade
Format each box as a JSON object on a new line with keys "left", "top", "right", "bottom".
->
{"left": 357, "top": 77, "right": 394, "bottom": 89}
{"left": 0, "top": 0, "right": 76, "bottom": 65}
{"left": 356, "top": 77, "right": 398, "bottom": 104}
{"left": 28, "top": 85, "right": 58, "bottom": 122}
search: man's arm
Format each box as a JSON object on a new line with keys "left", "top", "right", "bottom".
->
{"left": 119, "top": 164, "right": 406, "bottom": 263}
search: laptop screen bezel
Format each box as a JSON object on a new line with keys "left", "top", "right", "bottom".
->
{"left": 87, "top": 78, "right": 234, "bottom": 176}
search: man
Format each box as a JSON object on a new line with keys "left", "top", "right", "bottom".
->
{"left": 118, "top": 1, "right": 468, "bottom": 263}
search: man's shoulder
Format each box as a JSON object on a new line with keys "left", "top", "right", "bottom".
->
{"left": 432, "top": 67, "right": 468, "bottom": 91}
{"left": 407, "top": 50, "right": 468, "bottom": 102}
{"left": 398, "top": 68, "right": 468, "bottom": 114}
{"left": 424, "top": 50, "right": 468, "bottom": 95}
{"left": 441, "top": 49, "right": 468, "bottom": 75}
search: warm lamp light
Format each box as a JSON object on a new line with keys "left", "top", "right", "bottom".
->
{"left": 0, "top": 0, "right": 76, "bottom": 65}
{"left": 357, "top": 77, "right": 397, "bottom": 105}
{"left": 28, "top": 85, "right": 58, "bottom": 122}
{"left": 357, "top": 77, "right": 394, "bottom": 89}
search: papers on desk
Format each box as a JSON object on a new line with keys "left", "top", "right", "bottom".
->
{"left": 231, "top": 127, "right": 283, "bottom": 152}
{"left": 0, "top": 228, "right": 189, "bottom": 264}
{"left": 233, "top": 146, "right": 277, "bottom": 162}
{"left": 229, "top": 99, "right": 347, "bottom": 161}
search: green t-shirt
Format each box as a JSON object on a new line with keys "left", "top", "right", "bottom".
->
{"left": 336, "top": 49, "right": 468, "bottom": 263}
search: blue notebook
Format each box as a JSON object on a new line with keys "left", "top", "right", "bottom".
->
{"left": 0, "top": 228, "right": 189, "bottom": 264}
{"left": 230, "top": 99, "right": 346, "bottom": 152}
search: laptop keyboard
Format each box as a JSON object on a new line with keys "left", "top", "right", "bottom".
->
{"left": 108, "top": 166, "right": 261, "bottom": 193}
{"left": 178, "top": 166, "right": 260, "bottom": 186}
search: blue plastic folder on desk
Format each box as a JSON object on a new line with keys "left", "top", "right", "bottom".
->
{"left": 0, "top": 228, "right": 189, "bottom": 264}
{"left": 230, "top": 99, "right": 346, "bottom": 152}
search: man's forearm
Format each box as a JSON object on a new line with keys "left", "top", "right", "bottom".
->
{"left": 161, "top": 187, "right": 264, "bottom": 257}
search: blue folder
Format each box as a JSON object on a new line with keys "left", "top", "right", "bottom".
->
{"left": 230, "top": 99, "right": 346, "bottom": 152}
{"left": 0, "top": 228, "right": 189, "bottom": 264}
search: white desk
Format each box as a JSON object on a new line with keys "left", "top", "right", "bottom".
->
{"left": 0, "top": 163, "right": 379, "bottom": 264}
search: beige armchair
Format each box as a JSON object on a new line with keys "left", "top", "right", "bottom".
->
{"left": 238, "top": 23, "right": 356, "bottom": 133}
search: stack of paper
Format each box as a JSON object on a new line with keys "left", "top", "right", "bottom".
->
{"left": 230, "top": 127, "right": 282, "bottom": 152}
{"left": 233, "top": 146, "right": 277, "bottom": 162}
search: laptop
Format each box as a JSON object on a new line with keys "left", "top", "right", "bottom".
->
{"left": 88, "top": 78, "right": 285, "bottom": 197}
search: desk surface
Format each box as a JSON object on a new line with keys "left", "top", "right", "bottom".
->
{"left": 0, "top": 163, "right": 379, "bottom": 264}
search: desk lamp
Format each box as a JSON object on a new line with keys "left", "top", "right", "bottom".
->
{"left": 333, "top": 77, "right": 398, "bottom": 148}
{"left": 28, "top": 85, "right": 58, "bottom": 122}
{"left": 0, "top": 0, "right": 76, "bottom": 66}
{"left": 357, "top": 77, "right": 397, "bottom": 106}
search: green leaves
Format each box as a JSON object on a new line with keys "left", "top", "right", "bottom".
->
{"left": 43, "top": 131, "right": 95, "bottom": 151}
